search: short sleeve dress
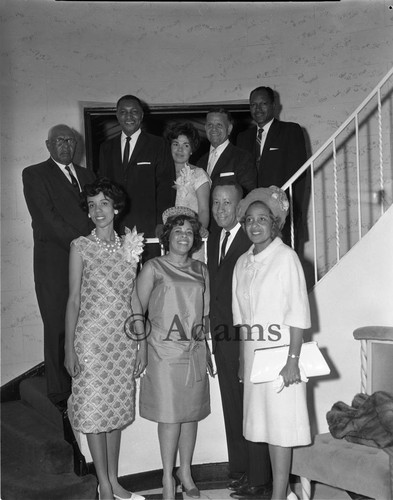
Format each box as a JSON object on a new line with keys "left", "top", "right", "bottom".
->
{"left": 174, "top": 164, "right": 211, "bottom": 214}
{"left": 139, "top": 257, "right": 211, "bottom": 424}
{"left": 232, "top": 237, "right": 311, "bottom": 447}
{"left": 68, "top": 236, "right": 139, "bottom": 434}
{"left": 174, "top": 164, "right": 211, "bottom": 262}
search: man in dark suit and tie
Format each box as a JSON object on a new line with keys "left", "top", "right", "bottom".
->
{"left": 237, "top": 87, "right": 308, "bottom": 250}
{"left": 207, "top": 180, "right": 272, "bottom": 499}
{"left": 98, "top": 94, "right": 174, "bottom": 258}
{"left": 23, "top": 124, "right": 96, "bottom": 408}
{"left": 197, "top": 108, "right": 256, "bottom": 196}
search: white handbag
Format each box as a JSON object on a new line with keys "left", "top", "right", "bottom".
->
{"left": 250, "top": 341, "right": 330, "bottom": 384}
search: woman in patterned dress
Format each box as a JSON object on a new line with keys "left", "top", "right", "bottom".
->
{"left": 65, "top": 178, "right": 146, "bottom": 500}
{"left": 167, "top": 122, "right": 211, "bottom": 230}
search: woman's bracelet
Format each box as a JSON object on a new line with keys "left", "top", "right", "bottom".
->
{"left": 288, "top": 353, "right": 300, "bottom": 359}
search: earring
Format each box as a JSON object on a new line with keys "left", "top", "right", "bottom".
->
{"left": 88, "top": 214, "right": 91, "bottom": 218}
{"left": 114, "top": 210, "right": 118, "bottom": 215}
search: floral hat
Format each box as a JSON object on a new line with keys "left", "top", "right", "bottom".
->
{"left": 162, "top": 206, "right": 198, "bottom": 224}
{"left": 236, "top": 186, "right": 289, "bottom": 229}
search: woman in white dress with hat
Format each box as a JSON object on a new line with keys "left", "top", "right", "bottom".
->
{"left": 232, "top": 186, "right": 311, "bottom": 500}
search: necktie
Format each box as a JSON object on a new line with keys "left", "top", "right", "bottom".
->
{"left": 256, "top": 127, "right": 264, "bottom": 160}
{"left": 65, "top": 165, "right": 79, "bottom": 191}
{"left": 123, "top": 136, "right": 131, "bottom": 170}
{"left": 207, "top": 149, "right": 217, "bottom": 176}
{"left": 219, "top": 231, "right": 231, "bottom": 265}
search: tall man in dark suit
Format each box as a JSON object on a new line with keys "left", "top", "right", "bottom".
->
{"left": 207, "top": 180, "right": 272, "bottom": 499}
{"left": 197, "top": 108, "right": 256, "bottom": 196}
{"left": 98, "top": 94, "right": 174, "bottom": 258}
{"left": 237, "top": 87, "right": 308, "bottom": 250}
{"left": 23, "top": 124, "right": 96, "bottom": 407}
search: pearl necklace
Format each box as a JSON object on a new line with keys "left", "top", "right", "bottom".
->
{"left": 91, "top": 228, "right": 121, "bottom": 254}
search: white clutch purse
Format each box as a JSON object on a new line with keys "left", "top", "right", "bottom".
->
{"left": 250, "top": 341, "right": 330, "bottom": 384}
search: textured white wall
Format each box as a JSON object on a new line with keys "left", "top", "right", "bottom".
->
{"left": 308, "top": 205, "right": 393, "bottom": 434}
{"left": 1, "top": 0, "right": 393, "bottom": 474}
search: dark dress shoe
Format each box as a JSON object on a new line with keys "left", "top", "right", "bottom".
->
{"left": 230, "top": 483, "right": 272, "bottom": 499}
{"left": 227, "top": 473, "right": 248, "bottom": 490}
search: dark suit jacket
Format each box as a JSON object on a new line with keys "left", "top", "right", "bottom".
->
{"left": 207, "top": 226, "right": 251, "bottom": 358}
{"left": 23, "top": 158, "right": 95, "bottom": 400}
{"left": 23, "top": 158, "right": 95, "bottom": 284}
{"left": 197, "top": 142, "right": 256, "bottom": 195}
{"left": 237, "top": 120, "right": 309, "bottom": 245}
{"left": 237, "top": 119, "right": 306, "bottom": 189}
{"left": 99, "top": 131, "right": 175, "bottom": 237}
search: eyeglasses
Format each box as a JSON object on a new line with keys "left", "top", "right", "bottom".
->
{"left": 51, "top": 137, "right": 76, "bottom": 146}
{"left": 244, "top": 215, "right": 271, "bottom": 225}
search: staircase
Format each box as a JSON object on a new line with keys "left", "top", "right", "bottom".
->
{"left": 282, "top": 66, "right": 393, "bottom": 285}
{"left": 2, "top": 70, "right": 392, "bottom": 496}
{"left": 1, "top": 376, "right": 97, "bottom": 500}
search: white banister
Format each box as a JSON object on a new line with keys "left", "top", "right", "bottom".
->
{"left": 281, "top": 67, "right": 393, "bottom": 285}
{"left": 310, "top": 161, "right": 318, "bottom": 285}
{"left": 377, "top": 87, "right": 384, "bottom": 217}
{"left": 282, "top": 66, "right": 393, "bottom": 192}
{"left": 143, "top": 69, "right": 393, "bottom": 287}
{"left": 355, "top": 114, "right": 362, "bottom": 241}
{"left": 332, "top": 138, "right": 340, "bottom": 265}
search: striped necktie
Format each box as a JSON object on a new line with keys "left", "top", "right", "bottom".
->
{"left": 256, "top": 127, "right": 264, "bottom": 160}
{"left": 65, "top": 165, "right": 79, "bottom": 191}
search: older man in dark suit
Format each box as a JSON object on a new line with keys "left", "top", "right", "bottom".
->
{"left": 207, "top": 179, "right": 272, "bottom": 499}
{"left": 197, "top": 108, "right": 256, "bottom": 196}
{"left": 237, "top": 87, "right": 308, "bottom": 250}
{"left": 98, "top": 94, "right": 175, "bottom": 258}
{"left": 23, "top": 124, "right": 95, "bottom": 407}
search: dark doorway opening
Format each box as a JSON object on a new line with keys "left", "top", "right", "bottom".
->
{"left": 84, "top": 102, "right": 252, "bottom": 173}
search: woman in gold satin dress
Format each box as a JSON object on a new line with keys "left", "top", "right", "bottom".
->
{"left": 137, "top": 207, "right": 210, "bottom": 500}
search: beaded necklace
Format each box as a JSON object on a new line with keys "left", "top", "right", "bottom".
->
{"left": 91, "top": 228, "right": 121, "bottom": 254}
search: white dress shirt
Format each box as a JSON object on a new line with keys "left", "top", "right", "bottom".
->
{"left": 218, "top": 222, "right": 242, "bottom": 264}
{"left": 52, "top": 159, "right": 81, "bottom": 191}
{"left": 121, "top": 128, "right": 141, "bottom": 162}
{"left": 207, "top": 139, "right": 230, "bottom": 176}
{"left": 257, "top": 118, "right": 274, "bottom": 156}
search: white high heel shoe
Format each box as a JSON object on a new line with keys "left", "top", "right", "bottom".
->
{"left": 287, "top": 491, "right": 298, "bottom": 500}
{"left": 113, "top": 493, "right": 145, "bottom": 500}
{"left": 98, "top": 485, "right": 145, "bottom": 500}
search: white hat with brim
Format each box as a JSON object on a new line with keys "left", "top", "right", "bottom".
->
{"left": 236, "top": 186, "right": 289, "bottom": 229}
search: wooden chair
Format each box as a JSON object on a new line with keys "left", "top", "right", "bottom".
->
{"left": 291, "top": 326, "right": 393, "bottom": 499}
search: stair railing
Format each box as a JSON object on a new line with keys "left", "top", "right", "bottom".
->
{"left": 283, "top": 67, "right": 393, "bottom": 286}
{"left": 143, "top": 69, "right": 393, "bottom": 285}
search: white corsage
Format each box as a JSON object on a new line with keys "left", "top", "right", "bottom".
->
{"left": 173, "top": 164, "right": 193, "bottom": 191}
{"left": 122, "top": 226, "right": 144, "bottom": 264}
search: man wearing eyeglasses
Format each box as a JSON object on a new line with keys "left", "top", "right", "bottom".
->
{"left": 22, "top": 124, "right": 95, "bottom": 410}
